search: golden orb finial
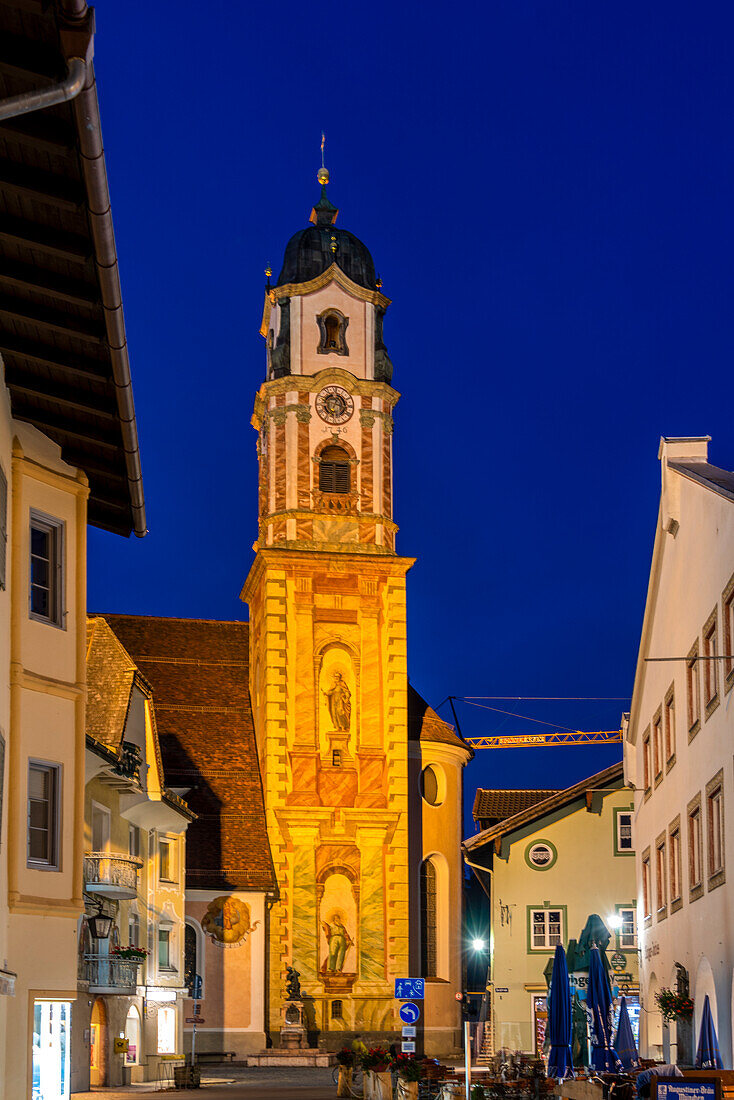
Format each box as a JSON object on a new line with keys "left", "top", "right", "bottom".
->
{"left": 317, "top": 166, "right": 329, "bottom": 186}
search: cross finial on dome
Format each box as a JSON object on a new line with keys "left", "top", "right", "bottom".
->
{"left": 310, "top": 131, "right": 338, "bottom": 226}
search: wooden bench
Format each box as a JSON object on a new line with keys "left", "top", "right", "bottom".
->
{"left": 195, "top": 1050, "right": 236, "bottom": 1063}
{"left": 682, "top": 1068, "right": 734, "bottom": 1100}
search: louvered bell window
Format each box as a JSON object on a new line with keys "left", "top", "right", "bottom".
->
{"left": 319, "top": 446, "right": 350, "bottom": 493}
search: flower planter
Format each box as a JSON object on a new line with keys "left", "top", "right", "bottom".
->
{"left": 363, "top": 1070, "right": 375, "bottom": 1100}
{"left": 337, "top": 1066, "right": 353, "bottom": 1098}
{"left": 399, "top": 1081, "right": 419, "bottom": 1100}
{"left": 373, "top": 1070, "right": 392, "bottom": 1099}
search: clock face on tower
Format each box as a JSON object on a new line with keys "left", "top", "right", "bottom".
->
{"left": 315, "top": 385, "right": 354, "bottom": 425}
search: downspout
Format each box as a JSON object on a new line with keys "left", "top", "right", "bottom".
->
{"left": 0, "top": 56, "right": 86, "bottom": 121}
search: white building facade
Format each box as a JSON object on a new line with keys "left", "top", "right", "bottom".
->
{"left": 624, "top": 436, "right": 734, "bottom": 1065}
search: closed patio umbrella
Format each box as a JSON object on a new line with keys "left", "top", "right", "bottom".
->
{"left": 695, "top": 995, "right": 724, "bottom": 1069}
{"left": 548, "top": 944, "right": 574, "bottom": 1079}
{"left": 613, "top": 996, "right": 639, "bottom": 1070}
{"left": 587, "top": 945, "right": 623, "bottom": 1072}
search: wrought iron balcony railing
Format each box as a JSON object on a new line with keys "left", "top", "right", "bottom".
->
{"left": 82, "top": 954, "right": 140, "bottom": 993}
{"left": 84, "top": 852, "right": 143, "bottom": 899}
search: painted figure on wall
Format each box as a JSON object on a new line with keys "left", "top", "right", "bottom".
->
{"left": 321, "top": 913, "right": 353, "bottom": 974}
{"left": 323, "top": 671, "right": 351, "bottom": 731}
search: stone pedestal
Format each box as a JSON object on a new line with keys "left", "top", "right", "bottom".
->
{"left": 281, "top": 999, "right": 306, "bottom": 1050}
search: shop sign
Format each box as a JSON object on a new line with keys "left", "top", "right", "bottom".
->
{"left": 611, "top": 952, "right": 626, "bottom": 971}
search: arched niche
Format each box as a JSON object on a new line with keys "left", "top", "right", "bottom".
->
{"left": 315, "top": 640, "right": 360, "bottom": 758}
{"left": 420, "top": 851, "right": 450, "bottom": 981}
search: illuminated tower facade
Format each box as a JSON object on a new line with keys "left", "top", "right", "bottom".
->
{"left": 242, "top": 168, "right": 469, "bottom": 1050}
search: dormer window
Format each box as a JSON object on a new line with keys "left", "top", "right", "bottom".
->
{"left": 317, "top": 309, "right": 349, "bottom": 356}
{"left": 319, "top": 446, "right": 351, "bottom": 493}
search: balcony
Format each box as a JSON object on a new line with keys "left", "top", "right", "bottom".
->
{"left": 84, "top": 852, "right": 143, "bottom": 900}
{"left": 83, "top": 954, "right": 140, "bottom": 994}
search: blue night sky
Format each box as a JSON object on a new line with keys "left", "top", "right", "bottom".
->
{"left": 88, "top": 1, "right": 734, "bottom": 828}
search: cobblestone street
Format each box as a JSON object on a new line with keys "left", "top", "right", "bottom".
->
{"left": 71, "top": 1065, "right": 336, "bottom": 1098}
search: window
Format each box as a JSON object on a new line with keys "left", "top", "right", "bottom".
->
{"left": 723, "top": 576, "right": 734, "bottom": 686}
{"left": 158, "top": 927, "right": 172, "bottom": 970}
{"left": 687, "top": 645, "right": 700, "bottom": 733}
{"left": 616, "top": 811, "right": 634, "bottom": 853}
{"left": 129, "top": 912, "right": 140, "bottom": 949}
{"left": 708, "top": 784, "right": 724, "bottom": 878}
{"left": 656, "top": 839, "right": 667, "bottom": 912}
{"left": 669, "top": 826, "right": 681, "bottom": 902}
{"left": 618, "top": 907, "right": 636, "bottom": 949}
{"left": 91, "top": 803, "right": 110, "bottom": 853}
{"left": 316, "top": 309, "right": 349, "bottom": 355}
{"left": 689, "top": 804, "right": 703, "bottom": 890}
{"left": 27, "top": 761, "right": 60, "bottom": 869}
{"left": 318, "top": 446, "right": 351, "bottom": 493}
{"left": 664, "top": 687, "right": 676, "bottom": 762}
{"left": 703, "top": 613, "right": 719, "bottom": 711}
{"left": 642, "top": 853, "right": 651, "bottom": 918}
{"left": 420, "top": 859, "right": 437, "bottom": 977}
{"left": 125, "top": 1006, "right": 141, "bottom": 1065}
{"left": 159, "top": 838, "right": 175, "bottom": 882}
{"left": 643, "top": 730, "right": 651, "bottom": 793}
{"left": 421, "top": 765, "right": 446, "bottom": 808}
{"left": 331, "top": 999, "right": 343, "bottom": 1020}
{"left": 530, "top": 908, "right": 563, "bottom": 949}
{"left": 653, "top": 712, "right": 663, "bottom": 779}
{"left": 29, "top": 512, "right": 63, "bottom": 625}
{"left": 129, "top": 825, "right": 140, "bottom": 858}
{"left": 157, "top": 1006, "right": 176, "bottom": 1055}
{"left": 0, "top": 462, "right": 7, "bottom": 590}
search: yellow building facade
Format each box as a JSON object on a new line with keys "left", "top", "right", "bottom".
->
{"left": 241, "top": 178, "right": 471, "bottom": 1053}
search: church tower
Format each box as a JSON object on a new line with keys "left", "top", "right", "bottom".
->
{"left": 242, "top": 165, "right": 468, "bottom": 1052}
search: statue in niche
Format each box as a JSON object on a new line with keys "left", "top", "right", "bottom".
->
{"left": 321, "top": 913, "right": 353, "bottom": 974}
{"left": 285, "top": 966, "right": 301, "bottom": 1001}
{"left": 323, "top": 671, "right": 351, "bottom": 731}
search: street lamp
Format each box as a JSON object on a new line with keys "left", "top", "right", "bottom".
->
{"left": 472, "top": 938, "right": 486, "bottom": 952}
{"left": 88, "top": 903, "right": 113, "bottom": 940}
{"left": 607, "top": 914, "right": 623, "bottom": 931}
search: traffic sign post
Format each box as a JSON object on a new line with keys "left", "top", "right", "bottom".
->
{"left": 398, "top": 1002, "right": 421, "bottom": 1025}
{"left": 394, "top": 978, "right": 424, "bottom": 1000}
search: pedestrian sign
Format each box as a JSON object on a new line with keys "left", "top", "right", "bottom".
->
{"left": 395, "top": 978, "right": 424, "bottom": 1000}
{"left": 399, "top": 1002, "right": 421, "bottom": 1025}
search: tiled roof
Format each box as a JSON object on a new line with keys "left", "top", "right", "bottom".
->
{"left": 464, "top": 761, "right": 624, "bottom": 854}
{"left": 86, "top": 617, "right": 137, "bottom": 748}
{"left": 407, "top": 685, "right": 473, "bottom": 756}
{"left": 472, "top": 788, "right": 559, "bottom": 824}
{"left": 101, "top": 614, "right": 276, "bottom": 894}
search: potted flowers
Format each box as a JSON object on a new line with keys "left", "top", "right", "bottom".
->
{"left": 359, "top": 1047, "right": 391, "bottom": 1100}
{"left": 336, "top": 1048, "right": 354, "bottom": 1098}
{"left": 111, "top": 946, "right": 149, "bottom": 964}
{"left": 655, "top": 988, "right": 694, "bottom": 1022}
{"left": 395, "top": 1053, "right": 423, "bottom": 1100}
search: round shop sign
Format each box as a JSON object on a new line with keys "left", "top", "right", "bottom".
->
{"left": 525, "top": 840, "right": 557, "bottom": 871}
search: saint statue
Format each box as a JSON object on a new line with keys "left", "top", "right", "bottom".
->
{"left": 321, "top": 914, "right": 353, "bottom": 974}
{"left": 285, "top": 966, "right": 301, "bottom": 1001}
{"left": 323, "top": 671, "right": 351, "bottom": 731}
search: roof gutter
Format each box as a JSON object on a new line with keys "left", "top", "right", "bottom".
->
{"left": 1, "top": 1, "right": 147, "bottom": 537}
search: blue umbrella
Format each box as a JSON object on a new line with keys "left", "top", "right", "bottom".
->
{"left": 695, "top": 995, "right": 724, "bottom": 1069}
{"left": 548, "top": 944, "right": 575, "bottom": 1079}
{"left": 613, "top": 996, "right": 639, "bottom": 1070}
{"left": 586, "top": 946, "right": 623, "bottom": 1072}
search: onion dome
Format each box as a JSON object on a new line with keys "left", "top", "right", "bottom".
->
{"left": 276, "top": 182, "right": 378, "bottom": 291}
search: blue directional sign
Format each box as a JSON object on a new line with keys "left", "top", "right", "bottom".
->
{"left": 394, "top": 978, "right": 424, "bottom": 1000}
{"left": 399, "top": 1002, "right": 421, "bottom": 1025}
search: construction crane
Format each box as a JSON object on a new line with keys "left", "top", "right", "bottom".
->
{"left": 444, "top": 697, "right": 624, "bottom": 750}
{"left": 465, "top": 730, "right": 623, "bottom": 750}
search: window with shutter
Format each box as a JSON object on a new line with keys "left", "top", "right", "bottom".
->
{"left": 319, "top": 446, "right": 351, "bottom": 494}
